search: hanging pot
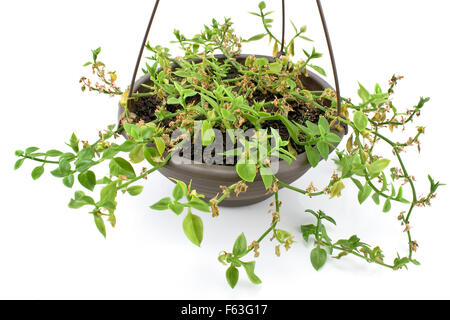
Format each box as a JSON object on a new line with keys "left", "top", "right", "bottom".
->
{"left": 118, "top": 0, "right": 346, "bottom": 206}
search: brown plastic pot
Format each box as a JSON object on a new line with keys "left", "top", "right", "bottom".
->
{"left": 119, "top": 54, "right": 345, "bottom": 207}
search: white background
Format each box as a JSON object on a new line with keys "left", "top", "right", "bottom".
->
{"left": 1, "top": 0, "right": 449, "bottom": 299}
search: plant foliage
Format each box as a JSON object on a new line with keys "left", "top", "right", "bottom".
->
{"left": 15, "top": 1, "right": 442, "bottom": 288}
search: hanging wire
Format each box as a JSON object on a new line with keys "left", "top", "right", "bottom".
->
{"left": 316, "top": 0, "right": 342, "bottom": 117}
{"left": 280, "top": 0, "right": 286, "bottom": 54}
{"left": 128, "top": 0, "right": 160, "bottom": 99}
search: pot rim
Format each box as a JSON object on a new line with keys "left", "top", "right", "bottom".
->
{"left": 119, "top": 53, "right": 340, "bottom": 181}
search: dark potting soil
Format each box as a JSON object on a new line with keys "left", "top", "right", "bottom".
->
{"left": 130, "top": 93, "right": 324, "bottom": 164}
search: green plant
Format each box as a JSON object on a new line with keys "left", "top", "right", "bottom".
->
{"left": 15, "top": 2, "right": 443, "bottom": 288}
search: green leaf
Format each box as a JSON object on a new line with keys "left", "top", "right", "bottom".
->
{"left": 274, "top": 229, "right": 292, "bottom": 243}
{"left": 169, "top": 202, "right": 185, "bottom": 215}
{"left": 119, "top": 140, "right": 136, "bottom": 152}
{"left": 310, "top": 246, "right": 327, "bottom": 271}
{"left": 169, "top": 178, "right": 188, "bottom": 196}
{"left": 91, "top": 47, "right": 101, "bottom": 62}
{"left": 78, "top": 170, "right": 96, "bottom": 191}
{"left": 414, "top": 97, "right": 430, "bottom": 110}
{"left": 351, "top": 178, "right": 363, "bottom": 191}
{"left": 330, "top": 179, "right": 345, "bottom": 198}
{"left": 31, "top": 166, "right": 44, "bottom": 180}
{"left": 50, "top": 164, "right": 70, "bottom": 178}
{"left": 411, "top": 259, "right": 421, "bottom": 266}
{"left": 78, "top": 147, "right": 94, "bottom": 161}
{"left": 393, "top": 256, "right": 410, "bottom": 270}
{"left": 173, "top": 182, "right": 186, "bottom": 201}
{"left": 108, "top": 212, "right": 117, "bottom": 228}
{"left": 182, "top": 90, "right": 196, "bottom": 99}
{"left": 69, "top": 133, "right": 80, "bottom": 153}
{"left": 233, "top": 233, "right": 247, "bottom": 258}
{"left": 375, "top": 83, "right": 382, "bottom": 94}
{"left": 305, "top": 145, "right": 320, "bottom": 167}
{"left": 255, "top": 57, "right": 269, "bottom": 67}
{"left": 46, "top": 149, "right": 63, "bottom": 157}
{"left": 301, "top": 34, "right": 316, "bottom": 45}
{"left": 236, "top": 161, "right": 257, "bottom": 182}
{"left": 201, "top": 120, "right": 215, "bottom": 146}
{"left": 174, "top": 82, "right": 183, "bottom": 94}
{"left": 57, "top": 151, "right": 76, "bottom": 162}
{"left": 301, "top": 224, "right": 316, "bottom": 242}
{"left": 154, "top": 137, "right": 166, "bottom": 155}
{"left": 127, "top": 185, "right": 144, "bottom": 196}
{"left": 221, "top": 109, "right": 236, "bottom": 122}
{"left": 394, "top": 186, "right": 409, "bottom": 204}
{"left": 249, "top": 11, "right": 261, "bottom": 18}
{"left": 109, "top": 157, "right": 136, "bottom": 178}
{"left": 310, "top": 48, "right": 323, "bottom": 59}
{"left": 201, "top": 93, "right": 219, "bottom": 110}
{"left": 100, "top": 182, "right": 117, "bottom": 205}
{"left": 226, "top": 265, "right": 239, "bottom": 289}
{"left": 129, "top": 144, "right": 145, "bottom": 164}
{"left": 187, "top": 198, "right": 210, "bottom": 213}
{"left": 395, "top": 186, "right": 403, "bottom": 200}
{"left": 144, "top": 146, "right": 161, "bottom": 166}
{"left": 260, "top": 166, "right": 274, "bottom": 190}
{"left": 318, "top": 117, "right": 330, "bottom": 134}
{"left": 358, "top": 83, "right": 370, "bottom": 102}
{"left": 258, "top": 1, "right": 266, "bottom": 10}
{"left": 173, "top": 70, "right": 191, "bottom": 78}
{"left": 353, "top": 111, "right": 368, "bottom": 132}
{"left": 268, "top": 62, "right": 282, "bottom": 73}
{"left": 358, "top": 183, "right": 372, "bottom": 204}
{"left": 167, "top": 97, "right": 180, "bottom": 105}
{"left": 368, "top": 159, "right": 390, "bottom": 177}
{"left": 123, "top": 123, "right": 140, "bottom": 139}
{"left": 317, "top": 141, "right": 329, "bottom": 160}
{"left": 322, "top": 215, "right": 337, "bottom": 226}
{"left": 277, "top": 115, "right": 301, "bottom": 144}
{"left": 305, "top": 121, "right": 320, "bottom": 136}
{"left": 96, "top": 177, "right": 112, "bottom": 185}
{"left": 303, "top": 49, "right": 311, "bottom": 59}
{"left": 56, "top": 160, "right": 70, "bottom": 175}
{"left": 14, "top": 158, "right": 25, "bottom": 170}
{"left": 101, "top": 201, "right": 116, "bottom": 211}
{"left": 310, "top": 65, "right": 326, "bottom": 76}
{"left": 428, "top": 174, "right": 445, "bottom": 194}
{"left": 381, "top": 172, "right": 388, "bottom": 192}
{"left": 62, "top": 174, "right": 75, "bottom": 188}
{"left": 68, "top": 191, "right": 95, "bottom": 209}
{"left": 336, "top": 235, "right": 362, "bottom": 251}
{"left": 75, "top": 160, "right": 95, "bottom": 173}
{"left": 150, "top": 197, "right": 172, "bottom": 211}
{"left": 93, "top": 213, "right": 106, "bottom": 238}
{"left": 242, "top": 261, "right": 262, "bottom": 285}
{"left": 26, "top": 147, "right": 39, "bottom": 154}
{"left": 383, "top": 198, "right": 392, "bottom": 213}
{"left": 326, "top": 133, "right": 341, "bottom": 143}
{"left": 68, "top": 199, "right": 89, "bottom": 209}
{"left": 372, "top": 192, "right": 380, "bottom": 205}
{"left": 245, "top": 33, "right": 267, "bottom": 42}
{"left": 183, "top": 211, "right": 204, "bottom": 247}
